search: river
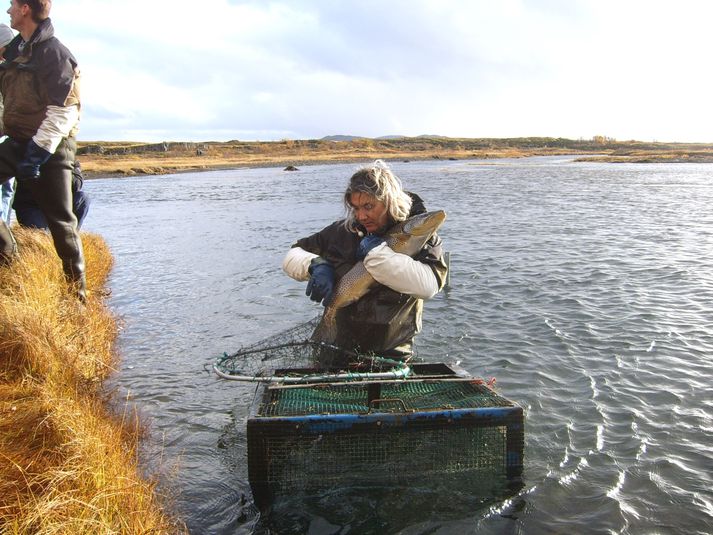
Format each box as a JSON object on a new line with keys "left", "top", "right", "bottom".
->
{"left": 82, "top": 156, "right": 713, "bottom": 534}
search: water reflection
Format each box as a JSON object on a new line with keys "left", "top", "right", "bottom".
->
{"left": 258, "top": 483, "right": 519, "bottom": 534}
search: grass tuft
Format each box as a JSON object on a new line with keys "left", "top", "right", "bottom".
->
{"left": 0, "top": 227, "right": 184, "bottom": 534}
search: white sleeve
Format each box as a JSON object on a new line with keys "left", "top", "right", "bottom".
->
{"left": 33, "top": 105, "right": 80, "bottom": 154}
{"left": 363, "top": 243, "right": 439, "bottom": 299}
{"left": 282, "top": 247, "right": 318, "bottom": 282}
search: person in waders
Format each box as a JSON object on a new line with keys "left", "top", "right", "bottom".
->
{"left": 282, "top": 160, "right": 448, "bottom": 363}
{"left": 0, "top": 0, "right": 86, "bottom": 302}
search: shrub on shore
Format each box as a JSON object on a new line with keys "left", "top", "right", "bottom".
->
{"left": 0, "top": 228, "right": 183, "bottom": 534}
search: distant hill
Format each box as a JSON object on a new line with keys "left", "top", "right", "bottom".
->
{"left": 321, "top": 135, "right": 366, "bottom": 141}
{"left": 324, "top": 134, "right": 451, "bottom": 141}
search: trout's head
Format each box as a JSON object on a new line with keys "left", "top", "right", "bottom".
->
{"left": 386, "top": 210, "right": 447, "bottom": 254}
{"left": 402, "top": 210, "right": 447, "bottom": 237}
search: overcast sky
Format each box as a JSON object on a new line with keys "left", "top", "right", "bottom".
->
{"left": 39, "top": 0, "right": 711, "bottom": 143}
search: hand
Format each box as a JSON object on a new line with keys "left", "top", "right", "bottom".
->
{"left": 306, "top": 258, "right": 335, "bottom": 305}
{"left": 16, "top": 140, "right": 52, "bottom": 181}
{"left": 356, "top": 234, "right": 385, "bottom": 261}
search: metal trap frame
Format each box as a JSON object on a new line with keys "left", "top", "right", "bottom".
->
{"left": 246, "top": 362, "right": 524, "bottom": 509}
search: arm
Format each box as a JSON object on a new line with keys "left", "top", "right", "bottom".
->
{"left": 18, "top": 43, "right": 80, "bottom": 178}
{"left": 362, "top": 230, "right": 447, "bottom": 299}
{"left": 363, "top": 243, "right": 440, "bottom": 299}
{"left": 33, "top": 104, "right": 79, "bottom": 153}
{"left": 283, "top": 245, "right": 335, "bottom": 305}
{"left": 17, "top": 107, "right": 79, "bottom": 180}
{"left": 283, "top": 222, "right": 354, "bottom": 306}
{"left": 36, "top": 42, "right": 81, "bottom": 152}
{"left": 282, "top": 246, "right": 318, "bottom": 281}
{"left": 283, "top": 220, "right": 354, "bottom": 280}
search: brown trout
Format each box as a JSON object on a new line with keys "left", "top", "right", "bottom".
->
{"left": 311, "top": 210, "right": 447, "bottom": 345}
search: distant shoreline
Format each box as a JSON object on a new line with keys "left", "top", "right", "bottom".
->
{"left": 76, "top": 136, "right": 713, "bottom": 179}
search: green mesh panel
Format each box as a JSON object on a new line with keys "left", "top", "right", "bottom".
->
{"left": 260, "top": 380, "right": 512, "bottom": 417}
{"left": 263, "top": 425, "right": 509, "bottom": 489}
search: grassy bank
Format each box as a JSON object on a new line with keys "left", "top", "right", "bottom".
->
{"left": 76, "top": 136, "right": 713, "bottom": 178}
{"left": 76, "top": 136, "right": 539, "bottom": 177}
{"left": 0, "top": 228, "right": 183, "bottom": 534}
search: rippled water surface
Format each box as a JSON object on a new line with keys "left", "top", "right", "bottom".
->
{"left": 83, "top": 157, "right": 713, "bottom": 534}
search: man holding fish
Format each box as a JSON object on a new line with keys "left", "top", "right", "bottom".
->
{"left": 282, "top": 160, "right": 448, "bottom": 362}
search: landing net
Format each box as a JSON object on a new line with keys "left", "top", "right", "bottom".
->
{"left": 213, "top": 316, "right": 412, "bottom": 384}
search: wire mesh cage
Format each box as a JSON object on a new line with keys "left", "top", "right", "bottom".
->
{"left": 247, "top": 363, "right": 524, "bottom": 509}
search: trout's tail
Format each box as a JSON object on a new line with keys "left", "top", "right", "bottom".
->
{"left": 310, "top": 307, "right": 338, "bottom": 345}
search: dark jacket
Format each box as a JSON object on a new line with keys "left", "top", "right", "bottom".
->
{"left": 0, "top": 18, "right": 80, "bottom": 140}
{"left": 294, "top": 193, "right": 447, "bottom": 358}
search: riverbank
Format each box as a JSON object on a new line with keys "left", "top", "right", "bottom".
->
{"left": 0, "top": 229, "right": 183, "bottom": 534}
{"left": 76, "top": 137, "right": 547, "bottom": 178}
{"left": 576, "top": 150, "right": 713, "bottom": 163}
{"left": 76, "top": 136, "right": 713, "bottom": 178}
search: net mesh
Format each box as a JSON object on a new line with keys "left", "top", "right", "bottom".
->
{"left": 214, "top": 316, "right": 413, "bottom": 383}
{"left": 260, "top": 380, "right": 513, "bottom": 417}
{"left": 262, "top": 425, "right": 509, "bottom": 489}
{"left": 248, "top": 400, "right": 525, "bottom": 506}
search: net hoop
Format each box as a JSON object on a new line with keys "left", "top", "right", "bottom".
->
{"left": 213, "top": 363, "right": 412, "bottom": 383}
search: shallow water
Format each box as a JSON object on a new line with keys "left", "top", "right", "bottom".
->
{"left": 82, "top": 157, "right": 713, "bottom": 534}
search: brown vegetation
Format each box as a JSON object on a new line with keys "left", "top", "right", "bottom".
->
{"left": 0, "top": 228, "right": 183, "bottom": 534}
{"left": 78, "top": 137, "right": 535, "bottom": 177}
{"left": 75, "top": 136, "right": 713, "bottom": 178}
{"left": 575, "top": 149, "right": 713, "bottom": 163}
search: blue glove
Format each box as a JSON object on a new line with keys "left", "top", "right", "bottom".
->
{"left": 17, "top": 140, "right": 52, "bottom": 181}
{"left": 356, "top": 234, "right": 385, "bottom": 261}
{"left": 306, "top": 257, "right": 335, "bottom": 305}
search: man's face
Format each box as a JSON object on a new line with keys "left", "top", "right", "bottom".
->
{"left": 7, "top": 0, "right": 26, "bottom": 32}
{"left": 349, "top": 191, "right": 389, "bottom": 234}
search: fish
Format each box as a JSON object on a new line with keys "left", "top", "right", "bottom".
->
{"left": 311, "top": 210, "right": 447, "bottom": 345}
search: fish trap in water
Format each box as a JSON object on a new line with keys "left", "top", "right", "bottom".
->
{"left": 213, "top": 316, "right": 413, "bottom": 383}
{"left": 246, "top": 362, "right": 524, "bottom": 509}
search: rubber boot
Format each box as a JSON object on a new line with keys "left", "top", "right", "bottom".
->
{"left": 69, "top": 272, "right": 87, "bottom": 304}
{"left": 0, "top": 219, "right": 17, "bottom": 265}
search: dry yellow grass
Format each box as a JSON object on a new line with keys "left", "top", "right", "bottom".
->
{"left": 0, "top": 228, "right": 184, "bottom": 534}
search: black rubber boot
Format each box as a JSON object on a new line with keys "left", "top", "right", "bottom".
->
{"left": 72, "top": 272, "right": 87, "bottom": 303}
{"left": 0, "top": 219, "right": 17, "bottom": 265}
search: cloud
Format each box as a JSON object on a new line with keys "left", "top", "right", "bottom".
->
{"left": 41, "top": 0, "right": 713, "bottom": 142}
